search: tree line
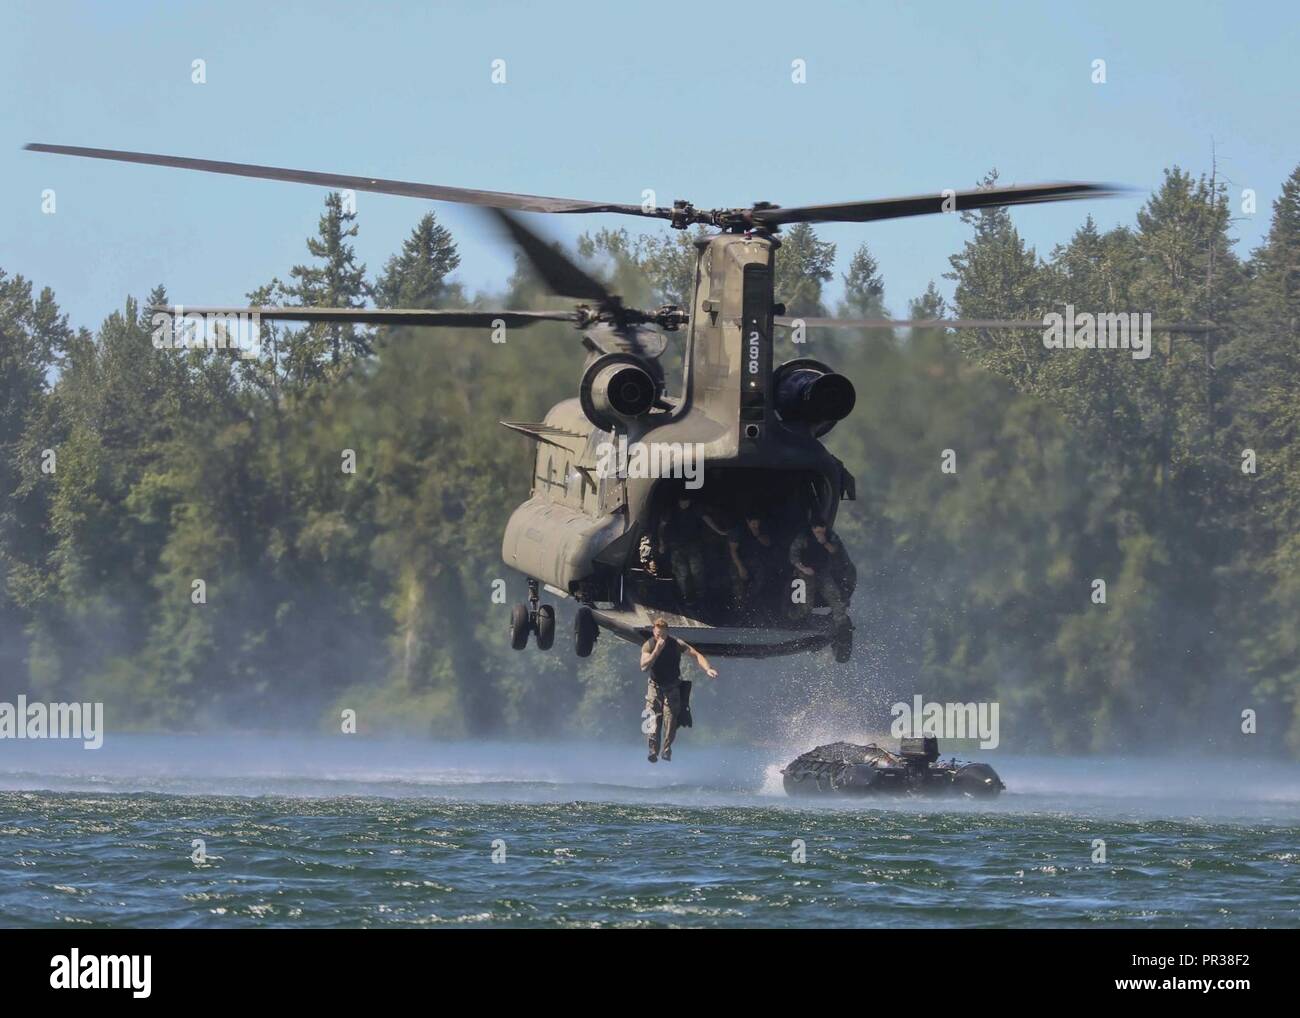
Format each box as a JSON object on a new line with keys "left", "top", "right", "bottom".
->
{"left": 1, "top": 162, "right": 1298, "bottom": 754}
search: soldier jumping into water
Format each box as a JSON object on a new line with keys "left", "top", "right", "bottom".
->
{"left": 640, "top": 617, "right": 718, "bottom": 763}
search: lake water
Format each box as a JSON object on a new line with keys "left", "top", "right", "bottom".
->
{"left": 1, "top": 735, "right": 1297, "bottom": 928}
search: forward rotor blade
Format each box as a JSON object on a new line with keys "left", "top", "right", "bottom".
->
{"left": 26, "top": 143, "right": 668, "bottom": 219}
{"left": 491, "top": 209, "right": 612, "bottom": 303}
{"left": 755, "top": 182, "right": 1125, "bottom": 227}
{"left": 154, "top": 306, "right": 577, "bottom": 327}
{"left": 776, "top": 316, "right": 1215, "bottom": 333}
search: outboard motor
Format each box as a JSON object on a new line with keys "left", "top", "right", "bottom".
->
{"left": 773, "top": 358, "right": 856, "bottom": 436}
{"left": 899, "top": 736, "right": 940, "bottom": 772}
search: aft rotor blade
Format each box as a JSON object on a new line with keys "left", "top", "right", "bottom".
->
{"left": 755, "top": 182, "right": 1125, "bottom": 227}
{"left": 154, "top": 306, "right": 577, "bottom": 327}
{"left": 778, "top": 316, "right": 1044, "bottom": 330}
{"left": 776, "top": 317, "right": 1215, "bottom": 333}
{"left": 26, "top": 143, "right": 669, "bottom": 219}
{"left": 492, "top": 209, "right": 612, "bottom": 302}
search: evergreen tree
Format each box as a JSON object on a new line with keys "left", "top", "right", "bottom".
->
{"left": 775, "top": 223, "right": 836, "bottom": 317}
{"left": 0, "top": 273, "right": 72, "bottom": 696}
{"left": 376, "top": 212, "right": 462, "bottom": 309}
{"left": 946, "top": 170, "right": 1047, "bottom": 390}
{"left": 909, "top": 281, "right": 947, "bottom": 319}
{"left": 1232, "top": 163, "right": 1300, "bottom": 747}
{"left": 840, "top": 242, "right": 886, "bottom": 318}
{"left": 283, "top": 192, "right": 371, "bottom": 370}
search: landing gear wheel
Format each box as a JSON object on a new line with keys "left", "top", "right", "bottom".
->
{"left": 509, "top": 603, "right": 530, "bottom": 650}
{"left": 574, "top": 606, "right": 597, "bottom": 658}
{"left": 832, "top": 623, "right": 853, "bottom": 663}
{"left": 535, "top": 604, "right": 556, "bottom": 650}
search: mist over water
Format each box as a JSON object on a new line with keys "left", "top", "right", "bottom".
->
{"left": 3, "top": 733, "right": 1298, "bottom": 816}
{"left": 3, "top": 735, "right": 1297, "bottom": 928}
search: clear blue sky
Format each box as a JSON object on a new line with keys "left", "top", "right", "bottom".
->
{"left": 3, "top": 0, "right": 1297, "bottom": 331}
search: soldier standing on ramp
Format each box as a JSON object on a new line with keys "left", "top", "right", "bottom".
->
{"left": 789, "top": 514, "right": 855, "bottom": 632}
{"left": 640, "top": 618, "right": 718, "bottom": 763}
{"left": 658, "top": 494, "right": 729, "bottom": 606}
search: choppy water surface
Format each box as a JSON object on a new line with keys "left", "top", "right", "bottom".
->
{"left": 1, "top": 736, "right": 1297, "bottom": 927}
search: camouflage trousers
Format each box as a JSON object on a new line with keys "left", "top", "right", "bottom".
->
{"left": 645, "top": 679, "right": 683, "bottom": 756}
{"left": 791, "top": 571, "right": 849, "bottom": 625}
{"left": 731, "top": 561, "right": 772, "bottom": 613}
{"left": 669, "top": 547, "right": 707, "bottom": 604}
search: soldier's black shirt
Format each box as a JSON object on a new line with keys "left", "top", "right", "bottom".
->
{"left": 662, "top": 503, "right": 705, "bottom": 547}
{"left": 644, "top": 637, "right": 684, "bottom": 686}
{"left": 791, "top": 530, "right": 841, "bottom": 572}
{"left": 729, "top": 526, "right": 782, "bottom": 572}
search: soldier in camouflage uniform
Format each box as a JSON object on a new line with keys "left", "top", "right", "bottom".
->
{"left": 658, "top": 495, "right": 728, "bottom": 606}
{"left": 640, "top": 618, "right": 718, "bottom": 762}
{"left": 788, "top": 515, "right": 854, "bottom": 629}
{"left": 726, "top": 510, "right": 784, "bottom": 617}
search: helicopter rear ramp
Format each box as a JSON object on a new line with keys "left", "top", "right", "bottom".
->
{"left": 590, "top": 604, "right": 832, "bottom": 658}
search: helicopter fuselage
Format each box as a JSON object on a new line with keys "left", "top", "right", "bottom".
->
{"left": 501, "top": 230, "right": 856, "bottom": 657}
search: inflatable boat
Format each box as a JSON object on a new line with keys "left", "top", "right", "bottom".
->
{"left": 781, "top": 737, "right": 1004, "bottom": 798}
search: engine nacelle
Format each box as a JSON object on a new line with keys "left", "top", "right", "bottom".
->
{"left": 773, "top": 358, "right": 856, "bottom": 436}
{"left": 580, "top": 353, "right": 658, "bottom": 431}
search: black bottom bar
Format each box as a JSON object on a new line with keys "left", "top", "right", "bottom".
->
{"left": 0, "top": 928, "right": 1290, "bottom": 1004}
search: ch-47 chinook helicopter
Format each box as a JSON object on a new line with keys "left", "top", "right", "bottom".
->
{"left": 29, "top": 142, "right": 1171, "bottom": 663}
